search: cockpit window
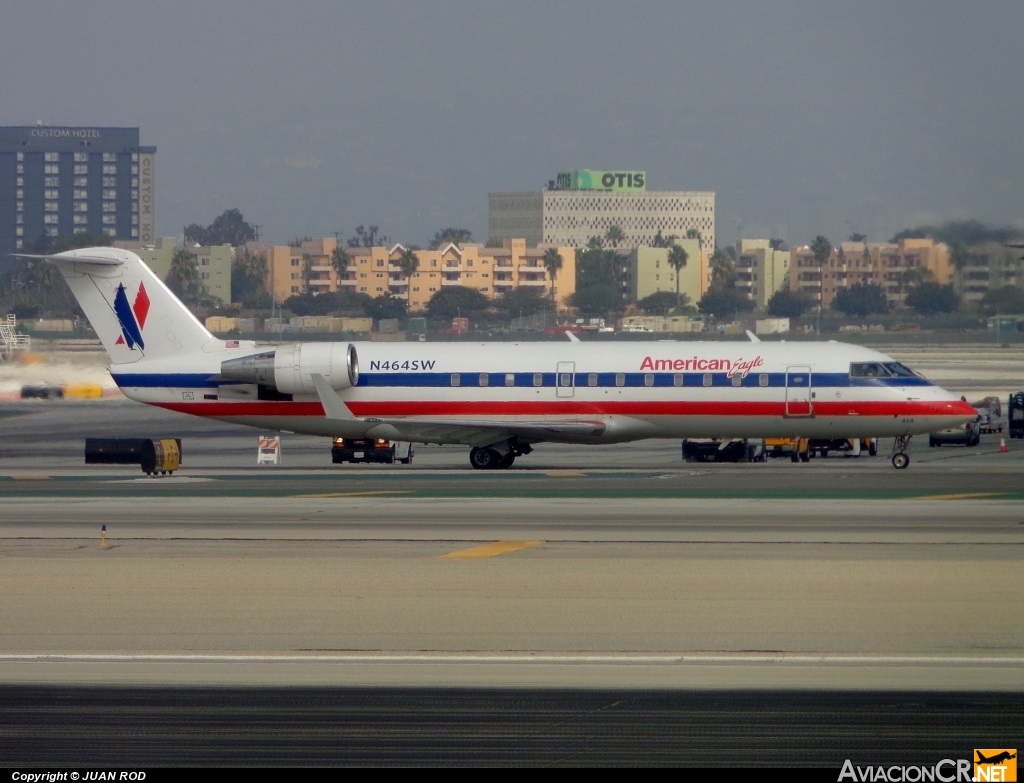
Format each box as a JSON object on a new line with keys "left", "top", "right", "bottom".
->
{"left": 850, "top": 362, "right": 891, "bottom": 378}
{"left": 850, "top": 361, "right": 923, "bottom": 380}
{"left": 884, "top": 362, "right": 920, "bottom": 378}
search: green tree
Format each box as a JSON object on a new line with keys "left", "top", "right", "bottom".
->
{"left": 667, "top": 244, "right": 689, "bottom": 312}
{"left": 367, "top": 292, "right": 407, "bottom": 321}
{"left": 395, "top": 247, "right": 420, "bottom": 281}
{"left": 425, "top": 286, "right": 490, "bottom": 321}
{"left": 810, "top": 235, "right": 832, "bottom": 270}
{"left": 709, "top": 248, "right": 737, "bottom": 289}
{"left": 347, "top": 224, "right": 390, "bottom": 248}
{"left": 331, "top": 246, "right": 351, "bottom": 285}
{"left": 980, "top": 285, "right": 1024, "bottom": 314}
{"left": 767, "top": 288, "right": 815, "bottom": 319}
{"left": 569, "top": 244, "right": 623, "bottom": 317}
{"left": 636, "top": 290, "right": 687, "bottom": 316}
{"left": 892, "top": 219, "right": 1023, "bottom": 247}
{"left": 604, "top": 225, "right": 625, "bottom": 248}
{"left": 231, "top": 250, "right": 271, "bottom": 308}
{"left": 184, "top": 208, "right": 257, "bottom": 246}
{"left": 698, "top": 288, "right": 754, "bottom": 321}
{"left": 166, "top": 249, "right": 203, "bottom": 308}
{"left": 430, "top": 228, "right": 473, "bottom": 249}
{"left": 652, "top": 230, "right": 677, "bottom": 248}
{"left": 492, "top": 286, "right": 548, "bottom": 319}
{"left": 833, "top": 283, "right": 888, "bottom": 317}
{"left": 542, "top": 248, "right": 563, "bottom": 301}
{"left": 905, "top": 282, "right": 960, "bottom": 315}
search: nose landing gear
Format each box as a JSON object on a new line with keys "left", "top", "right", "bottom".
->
{"left": 890, "top": 435, "right": 911, "bottom": 469}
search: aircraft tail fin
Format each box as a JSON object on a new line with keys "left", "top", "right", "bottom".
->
{"left": 17, "top": 247, "right": 215, "bottom": 365}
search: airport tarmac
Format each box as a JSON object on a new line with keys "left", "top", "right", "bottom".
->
{"left": 1, "top": 348, "right": 1022, "bottom": 765}
{"left": 1, "top": 395, "right": 1022, "bottom": 693}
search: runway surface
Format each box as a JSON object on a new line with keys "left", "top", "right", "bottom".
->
{"left": 1, "top": 397, "right": 1022, "bottom": 765}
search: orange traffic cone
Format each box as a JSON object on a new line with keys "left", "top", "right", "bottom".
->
{"left": 1000, "top": 435, "right": 1008, "bottom": 453}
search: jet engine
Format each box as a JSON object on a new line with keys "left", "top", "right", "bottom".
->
{"left": 220, "top": 343, "right": 358, "bottom": 395}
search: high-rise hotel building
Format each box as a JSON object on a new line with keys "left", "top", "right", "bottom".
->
{"left": 0, "top": 126, "right": 155, "bottom": 266}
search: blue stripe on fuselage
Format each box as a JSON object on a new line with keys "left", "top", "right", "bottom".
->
{"left": 110, "top": 370, "right": 935, "bottom": 390}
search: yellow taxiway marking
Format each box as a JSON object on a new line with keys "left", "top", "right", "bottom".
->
{"left": 10, "top": 475, "right": 52, "bottom": 480}
{"left": 545, "top": 470, "right": 586, "bottom": 477}
{"left": 910, "top": 492, "right": 1006, "bottom": 501}
{"left": 291, "top": 490, "right": 413, "bottom": 499}
{"left": 440, "top": 540, "right": 545, "bottom": 559}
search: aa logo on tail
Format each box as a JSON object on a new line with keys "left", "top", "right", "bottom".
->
{"left": 113, "top": 282, "right": 150, "bottom": 349}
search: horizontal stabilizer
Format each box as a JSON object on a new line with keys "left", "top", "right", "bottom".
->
{"left": 13, "top": 251, "right": 124, "bottom": 267}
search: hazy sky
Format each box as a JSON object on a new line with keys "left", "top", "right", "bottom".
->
{"left": 5, "top": 1, "right": 1023, "bottom": 248}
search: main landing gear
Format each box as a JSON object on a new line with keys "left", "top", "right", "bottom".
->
{"left": 890, "top": 435, "right": 911, "bottom": 469}
{"left": 469, "top": 441, "right": 531, "bottom": 470}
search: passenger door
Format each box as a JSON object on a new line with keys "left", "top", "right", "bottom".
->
{"left": 556, "top": 361, "right": 575, "bottom": 398}
{"left": 785, "top": 365, "right": 813, "bottom": 417}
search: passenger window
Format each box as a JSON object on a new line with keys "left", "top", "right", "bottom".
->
{"left": 588, "top": 373, "right": 598, "bottom": 387}
{"left": 673, "top": 373, "right": 683, "bottom": 387}
{"left": 505, "top": 373, "right": 515, "bottom": 387}
{"left": 559, "top": 373, "right": 572, "bottom": 387}
{"left": 451, "top": 373, "right": 460, "bottom": 387}
{"left": 644, "top": 373, "right": 654, "bottom": 387}
{"left": 731, "top": 373, "right": 742, "bottom": 387}
{"left": 758, "top": 374, "right": 769, "bottom": 387}
{"left": 533, "top": 373, "right": 543, "bottom": 387}
{"left": 615, "top": 373, "right": 625, "bottom": 387}
{"left": 703, "top": 373, "right": 712, "bottom": 387}
{"left": 479, "top": 373, "right": 488, "bottom": 387}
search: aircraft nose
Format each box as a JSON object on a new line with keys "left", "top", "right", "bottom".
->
{"left": 950, "top": 398, "right": 977, "bottom": 417}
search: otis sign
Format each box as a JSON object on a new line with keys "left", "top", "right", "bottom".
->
{"left": 555, "top": 170, "right": 647, "bottom": 192}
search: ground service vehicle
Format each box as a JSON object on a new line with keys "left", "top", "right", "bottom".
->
{"left": 20, "top": 248, "right": 976, "bottom": 470}
{"left": 764, "top": 437, "right": 811, "bottom": 462}
{"left": 1008, "top": 392, "right": 1024, "bottom": 439}
{"left": 809, "top": 438, "right": 878, "bottom": 457}
{"left": 928, "top": 419, "right": 981, "bottom": 447}
{"left": 332, "top": 437, "right": 413, "bottom": 464}
{"left": 682, "top": 438, "right": 762, "bottom": 462}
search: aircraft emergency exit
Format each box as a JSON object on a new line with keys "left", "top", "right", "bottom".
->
{"left": 21, "top": 247, "right": 975, "bottom": 469}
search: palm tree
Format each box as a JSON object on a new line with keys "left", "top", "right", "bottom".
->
{"left": 542, "top": 248, "right": 563, "bottom": 303}
{"left": 396, "top": 248, "right": 420, "bottom": 298}
{"left": 331, "top": 246, "right": 351, "bottom": 289}
{"left": 667, "top": 244, "right": 689, "bottom": 313}
{"left": 810, "top": 235, "right": 832, "bottom": 330}
{"left": 166, "top": 249, "right": 202, "bottom": 309}
{"left": 604, "top": 225, "right": 625, "bottom": 249}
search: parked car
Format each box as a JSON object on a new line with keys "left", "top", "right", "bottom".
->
{"left": 928, "top": 419, "right": 981, "bottom": 447}
{"left": 331, "top": 437, "right": 414, "bottom": 464}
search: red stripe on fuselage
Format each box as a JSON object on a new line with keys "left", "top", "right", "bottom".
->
{"left": 150, "top": 399, "right": 974, "bottom": 418}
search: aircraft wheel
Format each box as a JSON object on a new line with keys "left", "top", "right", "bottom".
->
{"left": 892, "top": 452, "right": 910, "bottom": 469}
{"left": 790, "top": 453, "right": 799, "bottom": 463}
{"left": 868, "top": 442, "right": 878, "bottom": 456}
{"left": 499, "top": 451, "right": 516, "bottom": 469}
{"left": 469, "top": 447, "right": 501, "bottom": 470}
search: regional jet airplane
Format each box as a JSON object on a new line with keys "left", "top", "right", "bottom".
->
{"left": 20, "top": 247, "right": 975, "bottom": 469}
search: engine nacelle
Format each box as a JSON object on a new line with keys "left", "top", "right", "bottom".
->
{"left": 220, "top": 343, "right": 359, "bottom": 395}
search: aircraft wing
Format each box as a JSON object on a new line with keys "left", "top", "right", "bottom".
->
{"left": 364, "top": 417, "right": 607, "bottom": 447}
{"left": 310, "top": 373, "right": 605, "bottom": 447}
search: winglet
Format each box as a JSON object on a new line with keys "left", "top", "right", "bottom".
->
{"left": 745, "top": 330, "right": 761, "bottom": 343}
{"left": 565, "top": 331, "right": 581, "bottom": 343}
{"left": 311, "top": 373, "right": 355, "bottom": 420}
